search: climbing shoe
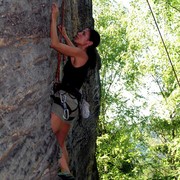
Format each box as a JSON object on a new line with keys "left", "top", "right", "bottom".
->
{"left": 58, "top": 172, "right": 75, "bottom": 180}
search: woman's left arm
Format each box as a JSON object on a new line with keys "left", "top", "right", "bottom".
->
{"left": 58, "top": 25, "right": 75, "bottom": 47}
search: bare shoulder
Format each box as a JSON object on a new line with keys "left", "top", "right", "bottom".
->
{"left": 71, "top": 50, "right": 88, "bottom": 67}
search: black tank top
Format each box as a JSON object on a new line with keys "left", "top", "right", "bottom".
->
{"left": 62, "top": 59, "right": 89, "bottom": 90}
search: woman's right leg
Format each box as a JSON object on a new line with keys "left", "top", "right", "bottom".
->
{"left": 51, "top": 113, "right": 71, "bottom": 173}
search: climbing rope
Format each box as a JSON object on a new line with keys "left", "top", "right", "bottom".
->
{"left": 55, "top": 0, "right": 65, "bottom": 83}
{"left": 146, "top": 0, "right": 180, "bottom": 88}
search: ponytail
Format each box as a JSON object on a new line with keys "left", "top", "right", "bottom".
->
{"left": 87, "top": 29, "right": 100, "bottom": 69}
{"left": 87, "top": 46, "right": 97, "bottom": 69}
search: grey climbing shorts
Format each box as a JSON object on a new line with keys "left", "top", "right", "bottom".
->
{"left": 51, "top": 90, "right": 79, "bottom": 124}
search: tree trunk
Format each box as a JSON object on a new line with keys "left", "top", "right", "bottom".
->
{"left": 0, "top": 0, "right": 100, "bottom": 179}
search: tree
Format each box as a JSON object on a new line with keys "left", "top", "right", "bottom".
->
{"left": 93, "top": 0, "right": 180, "bottom": 179}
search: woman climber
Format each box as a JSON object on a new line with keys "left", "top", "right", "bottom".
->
{"left": 50, "top": 3, "right": 100, "bottom": 179}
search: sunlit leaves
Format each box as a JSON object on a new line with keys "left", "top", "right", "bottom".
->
{"left": 93, "top": 0, "right": 180, "bottom": 179}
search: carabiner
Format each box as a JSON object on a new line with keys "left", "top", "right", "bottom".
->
{"left": 60, "top": 93, "right": 66, "bottom": 103}
{"left": 63, "top": 108, "right": 69, "bottom": 120}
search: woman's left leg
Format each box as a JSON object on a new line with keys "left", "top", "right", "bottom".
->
{"left": 56, "top": 123, "right": 71, "bottom": 172}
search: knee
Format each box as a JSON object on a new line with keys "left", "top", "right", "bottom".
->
{"left": 51, "top": 125, "right": 59, "bottom": 135}
{"left": 51, "top": 120, "right": 59, "bottom": 134}
{"left": 51, "top": 114, "right": 61, "bottom": 134}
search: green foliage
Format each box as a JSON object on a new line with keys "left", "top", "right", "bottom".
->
{"left": 93, "top": 0, "right": 180, "bottom": 179}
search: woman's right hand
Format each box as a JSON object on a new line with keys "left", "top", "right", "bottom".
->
{"left": 51, "top": 3, "right": 59, "bottom": 20}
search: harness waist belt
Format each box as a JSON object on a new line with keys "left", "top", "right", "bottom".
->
{"left": 53, "top": 83, "right": 81, "bottom": 101}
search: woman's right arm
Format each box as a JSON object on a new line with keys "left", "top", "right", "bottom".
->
{"left": 50, "top": 3, "right": 60, "bottom": 47}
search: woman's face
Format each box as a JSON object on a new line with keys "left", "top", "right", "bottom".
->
{"left": 74, "top": 28, "right": 91, "bottom": 46}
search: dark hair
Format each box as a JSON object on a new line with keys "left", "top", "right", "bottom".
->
{"left": 87, "top": 29, "right": 100, "bottom": 69}
{"left": 89, "top": 29, "right": 100, "bottom": 48}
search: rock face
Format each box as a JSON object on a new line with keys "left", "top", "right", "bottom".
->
{"left": 0, "top": 0, "right": 100, "bottom": 180}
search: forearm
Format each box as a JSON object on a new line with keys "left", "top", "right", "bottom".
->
{"left": 50, "top": 20, "right": 80, "bottom": 57}
{"left": 64, "top": 35, "right": 75, "bottom": 47}
{"left": 50, "top": 18, "right": 59, "bottom": 47}
{"left": 51, "top": 19, "right": 74, "bottom": 48}
{"left": 57, "top": 25, "right": 75, "bottom": 47}
{"left": 65, "top": 37, "right": 75, "bottom": 47}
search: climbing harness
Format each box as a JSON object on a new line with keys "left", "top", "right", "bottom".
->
{"left": 51, "top": 90, "right": 79, "bottom": 121}
{"left": 51, "top": 83, "right": 90, "bottom": 120}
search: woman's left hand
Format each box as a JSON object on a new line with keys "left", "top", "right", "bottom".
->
{"left": 58, "top": 25, "right": 67, "bottom": 37}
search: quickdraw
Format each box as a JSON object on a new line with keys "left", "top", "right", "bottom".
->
{"left": 60, "top": 92, "right": 69, "bottom": 120}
